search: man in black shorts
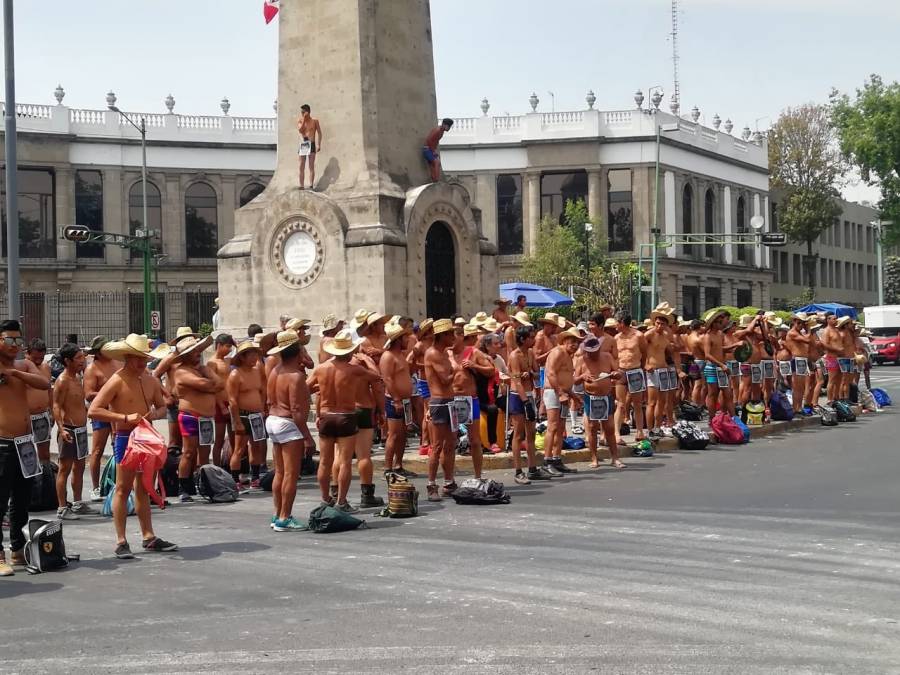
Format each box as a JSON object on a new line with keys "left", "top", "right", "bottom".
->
{"left": 423, "top": 319, "right": 459, "bottom": 501}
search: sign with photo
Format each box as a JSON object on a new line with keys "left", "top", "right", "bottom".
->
{"left": 74, "top": 426, "right": 89, "bottom": 460}
{"left": 588, "top": 395, "right": 610, "bottom": 421}
{"left": 198, "top": 417, "right": 215, "bottom": 447}
{"left": 248, "top": 413, "right": 267, "bottom": 442}
{"left": 30, "top": 412, "right": 51, "bottom": 444}
{"left": 625, "top": 368, "right": 646, "bottom": 394}
{"left": 14, "top": 434, "right": 41, "bottom": 478}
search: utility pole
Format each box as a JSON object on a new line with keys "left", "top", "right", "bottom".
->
{"left": 3, "top": 0, "right": 19, "bottom": 320}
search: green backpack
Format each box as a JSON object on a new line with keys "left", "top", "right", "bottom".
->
{"left": 100, "top": 456, "right": 117, "bottom": 497}
{"left": 304, "top": 504, "right": 367, "bottom": 533}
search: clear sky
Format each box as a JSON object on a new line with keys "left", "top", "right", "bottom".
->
{"left": 3, "top": 0, "right": 897, "bottom": 200}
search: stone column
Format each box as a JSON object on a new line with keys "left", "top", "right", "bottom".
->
{"left": 103, "top": 169, "right": 125, "bottom": 266}
{"left": 664, "top": 170, "right": 676, "bottom": 258}
{"left": 722, "top": 185, "right": 733, "bottom": 264}
{"left": 476, "top": 173, "right": 498, "bottom": 248}
{"left": 524, "top": 172, "right": 541, "bottom": 255}
{"left": 675, "top": 273, "right": 685, "bottom": 315}
{"left": 220, "top": 175, "right": 236, "bottom": 244}
{"left": 55, "top": 168, "right": 76, "bottom": 264}
{"left": 699, "top": 281, "right": 707, "bottom": 313}
{"left": 165, "top": 176, "right": 184, "bottom": 264}
{"left": 753, "top": 193, "right": 762, "bottom": 268}
{"left": 587, "top": 169, "right": 602, "bottom": 222}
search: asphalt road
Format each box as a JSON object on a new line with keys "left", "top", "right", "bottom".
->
{"left": 1, "top": 374, "right": 899, "bottom": 674}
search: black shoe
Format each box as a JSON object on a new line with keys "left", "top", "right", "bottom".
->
{"left": 543, "top": 462, "right": 564, "bottom": 477}
{"left": 554, "top": 460, "right": 577, "bottom": 474}
{"left": 527, "top": 467, "right": 551, "bottom": 481}
{"left": 394, "top": 467, "right": 419, "bottom": 479}
{"left": 114, "top": 542, "right": 134, "bottom": 559}
{"left": 142, "top": 537, "right": 178, "bottom": 552}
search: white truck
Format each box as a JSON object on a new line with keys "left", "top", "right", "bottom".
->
{"left": 863, "top": 305, "right": 900, "bottom": 365}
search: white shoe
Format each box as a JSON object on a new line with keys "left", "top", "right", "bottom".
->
{"left": 71, "top": 501, "right": 98, "bottom": 515}
{"left": 90, "top": 487, "right": 103, "bottom": 502}
{"left": 57, "top": 506, "right": 80, "bottom": 521}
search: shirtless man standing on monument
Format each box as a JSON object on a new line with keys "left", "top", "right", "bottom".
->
{"left": 544, "top": 328, "right": 582, "bottom": 474}
{"left": 0, "top": 321, "right": 52, "bottom": 576}
{"left": 24, "top": 339, "right": 52, "bottom": 463}
{"left": 88, "top": 334, "right": 177, "bottom": 559}
{"left": 308, "top": 330, "right": 380, "bottom": 511}
{"left": 297, "top": 104, "right": 323, "bottom": 190}
{"left": 84, "top": 336, "right": 119, "bottom": 501}
{"left": 614, "top": 312, "right": 648, "bottom": 442}
{"left": 575, "top": 335, "right": 625, "bottom": 469}
{"left": 423, "top": 319, "right": 458, "bottom": 501}
{"left": 171, "top": 336, "right": 220, "bottom": 502}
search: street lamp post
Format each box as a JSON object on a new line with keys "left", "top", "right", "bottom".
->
{"left": 650, "top": 122, "right": 680, "bottom": 310}
{"left": 3, "top": 0, "right": 20, "bottom": 321}
{"left": 871, "top": 220, "right": 892, "bottom": 306}
{"left": 584, "top": 222, "right": 593, "bottom": 273}
{"left": 109, "top": 105, "right": 152, "bottom": 335}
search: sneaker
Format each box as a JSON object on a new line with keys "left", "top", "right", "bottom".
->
{"left": 572, "top": 425, "right": 585, "bottom": 435}
{"left": 57, "top": 506, "right": 80, "bottom": 521}
{"left": 660, "top": 426, "right": 673, "bottom": 437}
{"left": 90, "top": 487, "right": 103, "bottom": 502}
{"left": 514, "top": 472, "right": 531, "bottom": 485}
{"left": 250, "top": 479, "right": 261, "bottom": 490}
{"left": 527, "top": 467, "right": 552, "bottom": 481}
{"left": 554, "top": 460, "right": 577, "bottom": 474}
{"left": 71, "top": 502, "right": 98, "bottom": 515}
{"left": 114, "top": 542, "right": 134, "bottom": 559}
{"left": 179, "top": 493, "right": 194, "bottom": 503}
{"left": 440, "top": 482, "right": 458, "bottom": 497}
{"left": 543, "top": 462, "right": 564, "bottom": 477}
{"left": 273, "top": 516, "right": 306, "bottom": 532}
{"left": 536, "top": 466, "right": 555, "bottom": 479}
{"left": 336, "top": 501, "right": 359, "bottom": 514}
{"left": 418, "top": 445, "right": 431, "bottom": 456}
{"left": 426, "top": 484, "right": 442, "bottom": 502}
{"left": 270, "top": 515, "right": 278, "bottom": 529}
{"left": 142, "top": 537, "right": 178, "bottom": 553}
{"left": 320, "top": 497, "right": 336, "bottom": 507}
{"left": 649, "top": 429, "right": 663, "bottom": 440}
{"left": 394, "top": 467, "right": 419, "bottom": 479}
{"left": 0, "top": 557, "right": 13, "bottom": 577}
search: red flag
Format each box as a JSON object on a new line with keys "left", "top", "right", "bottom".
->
{"left": 263, "top": 0, "right": 279, "bottom": 24}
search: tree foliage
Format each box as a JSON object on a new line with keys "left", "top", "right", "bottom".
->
{"left": 768, "top": 104, "right": 844, "bottom": 295}
{"left": 831, "top": 75, "right": 900, "bottom": 245}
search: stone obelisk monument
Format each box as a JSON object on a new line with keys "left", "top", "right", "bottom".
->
{"left": 217, "top": 0, "right": 498, "bottom": 334}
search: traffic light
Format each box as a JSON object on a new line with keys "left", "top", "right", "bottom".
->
{"left": 760, "top": 233, "right": 787, "bottom": 247}
{"left": 62, "top": 225, "right": 92, "bottom": 243}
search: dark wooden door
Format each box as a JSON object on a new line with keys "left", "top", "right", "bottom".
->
{"left": 425, "top": 221, "right": 456, "bottom": 319}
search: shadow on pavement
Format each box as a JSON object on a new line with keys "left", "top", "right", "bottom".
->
{"left": 0, "top": 580, "right": 65, "bottom": 598}
{"left": 170, "top": 541, "right": 272, "bottom": 561}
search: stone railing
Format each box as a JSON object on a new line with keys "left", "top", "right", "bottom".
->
{"left": 2, "top": 101, "right": 277, "bottom": 145}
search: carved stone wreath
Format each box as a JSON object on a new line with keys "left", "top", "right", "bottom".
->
{"left": 271, "top": 218, "right": 325, "bottom": 289}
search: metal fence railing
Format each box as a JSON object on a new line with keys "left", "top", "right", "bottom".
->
{"left": 0, "top": 288, "right": 217, "bottom": 349}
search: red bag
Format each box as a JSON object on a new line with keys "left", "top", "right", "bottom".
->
{"left": 120, "top": 419, "right": 168, "bottom": 508}
{"left": 710, "top": 411, "right": 745, "bottom": 445}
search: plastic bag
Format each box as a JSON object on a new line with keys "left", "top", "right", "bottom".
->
{"left": 119, "top": 419, "right": 168, "bottom": 508}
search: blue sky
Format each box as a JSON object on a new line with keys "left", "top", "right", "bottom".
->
{"left": 4, "top": 0, "right": 897, "bottom": 199}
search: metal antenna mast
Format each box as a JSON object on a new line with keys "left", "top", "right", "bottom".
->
{"left": 671, "top": 0, "right": 680, "bottom": 111}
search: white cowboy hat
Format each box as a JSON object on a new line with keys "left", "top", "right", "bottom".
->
{"left": 173, "top": 335, "right": 213, "bottom": 361}
{"left": 349, "top": 309, "right": 373, "bottom": 331}
{"left": 383, "top": 322, "right": 411, "bottom": 349}
{"left": 168, "top": 326, "right": 198, "bottom": 346}
{"left": 267, "top": 330, "right": 300, "bottom": 356}
{"left": 324, "top": 329, "right": 360, "bottom": 356}
{"left": 102, "top": 334, "right": 158, "bottom": 361}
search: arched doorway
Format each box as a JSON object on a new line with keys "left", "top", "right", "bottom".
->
{"left": 425, "top": 221, "right": 456, "bottom": 319}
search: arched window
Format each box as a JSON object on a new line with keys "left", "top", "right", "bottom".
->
{"left": 704, "top": 188, "right": 715, "bottom": 259}
{"left": 129, "top": 181, "right": 162, "bottom": 258}
{"left": 736, "top": 196, "right": 747, "bottom": 262}
{"left": 185, "top": 182, "right": 218, "bottom": 259}
{"left": 239, "top": 182, "right": 266, "bottom": 207}
{"left": 682, "top": 184, "right": 693, "bottom": 255}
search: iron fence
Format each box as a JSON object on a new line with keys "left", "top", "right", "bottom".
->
{"left": 0, "top": 288, "right": 217, "bottom": 349}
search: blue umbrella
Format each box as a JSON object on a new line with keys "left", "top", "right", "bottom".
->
{"left": 500, "top": 282, "right": 574, "bottom": 308}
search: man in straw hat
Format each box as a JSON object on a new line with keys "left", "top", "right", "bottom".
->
{"left": 701, "top": 309, "right": 735, "bottom": 417}
{"left": 805, "top": 317, "right": 825, "bottom": 409}
{"left": 308, "top": 329, "right": 381, "bottom": 512}
{"left": 349, "top": 309, "right": 373, "bottom": 340}
{"left": 423, "top": 319, "right": 460, "bottom": 500}
{"left": 346, "top": 335, "right": 387, "bottom": 510}
{"left": 170, "top": 334, "right": 220, "bottom": 502}
{"left": 154, "top": 326, "right": 199, "bottom": 451}
{"left": 614, "top": 311, "right": 649, "bottom": 443}
{"left": 575, "top": 335, "right": 625, "bottom": 468}
{"left": 265, "top": 331, "right": 310, "bottom": 531}
{"left": 89, "top": 334, "right": 178, "bottom": 558}
{"left": 449, "top": 322, "right": 496, "bottom": 479}
{"left": 409, "top": 318, "right": 435, "bottom": 456}
{"left": 734, "top": 313, "right": 766, "bottom": 406}
{"left": 507, "top": 324, "right": 550, "bottom": 484}
{"left": 283, "top": 318, "right": 315, "bottom": 373}
{"left": 819, "top": 313, "right": 845, "bottom": 403}
{"left": 504, "top": 310, "right": 533, "bottom": 364}
{"left": 645, "top": 304, "right": 676, "bottom": 437}
{"left": 226, "top": 340, "right": 268, "bottom": 489}
{"left": 785, "top": 314, "right": 814, "bottom": 415}
{"left": 84, "top": 336, "right": 120, "bottom": 501}
{"left": 535, "top": 312, "right": 565, "bottom": 411}
{"left": 380, "top": 321, "right": 416, "bottom": 478}
{"left": 543, "top": 327, "right": 584, "bottom": 474}
{"left": 207, "top": 334, "right": 237, "bottom": 467}
{"left": 0, "top": 320, "right": 52, "bottom": 575}
{"left": 492, "top": 297, "right": 513, "bottom": 325}
{"left": 317, "top": 314, "right": 346, "bottom": 364}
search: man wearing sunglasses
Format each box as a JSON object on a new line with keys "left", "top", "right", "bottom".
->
{"left": 0, "top": 320, "right": 52, "bottom": 576}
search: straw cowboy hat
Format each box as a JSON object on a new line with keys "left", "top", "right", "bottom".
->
{"left": 173, "top": 334, "right": 213, "bottom": 362}
{"left": 285, "top": 318, "right": 311, "bottom": 331}
{"left": 479, "top": 317, "right": 501, "bottom": 333}
{"left": 383, "top": 322, "right": 411, "bottom": 349}
{"left": 836, "top": 316, "right": 852, "bottom": 328}
{"left": 603, "top": 317, "right": 618, "bottom": 330}
{"left": 650, "top": 301, "right": 676, "bottom": 324}
{"left": 321, "top": 314, "right": 344, "bottom": 333}
{"left": 539, "top": 312, "right": 566, "bottom": 328}
{"left": 323, "top": 329, "right": 360, "bottom": 357}
{"left": 232, "top": 340, "right": 261, "bottom": 361}
{"left": 267, "top": 330, "right": 300, "bottom": 356}
{"left": 762, "top": 311, "right": 783, "bottom": 328}
{"left": 512, "top": 311, "right": 532, "bottom": 327}
{"left": 558, "top": 327, "right": 584, "bottom": 342}
{"left": 463, "top": 323, "right": 481, "bottom": 337}
{"left": 86, "top": 335, "right": 109, "bottom": 355}
{"left": 418, "top": 318, "right": 435, "bottom": 335}
{"left": 739, "top": 314, "right": 756, "bottom": 328}
{"left": 432, "top": 318, "right": 455, "bottom": 336}
{"left": 102, "top": 334, "right": 160, "bottom": 361}
{"left": 470, "top": 311, "right": 490, "bottom": 325}
{"left": 705, "top": 308, "right": 730, "bottom": 325}
{"left": 453, "top": 316, "right": 467, "bottom": 326}
{"left": 168, "top": 326, "right": 198, "bottom": 346}
{"left": 349, "top": 309, "right": 373, "bottom": 331}
{"left": 494, "top": 297, "right": 512, "bottom": 306}
{"left": 791, "top": 312, "right": 809, "bottom": 322}
{"left": 366, "top": 312, "right": 389, "bottom": 328}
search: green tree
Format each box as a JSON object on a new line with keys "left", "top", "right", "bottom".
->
{"left": 769, "top": 104, "right": 844, "bottom": 297}
{"left": 885, "top": 255, "right": 900, "bottom": 304}
{"left": 520, "top": 215, "right": 584, "bottom": 288}
{"left": 831, "top": 76, "right": 900, "bottom": 245}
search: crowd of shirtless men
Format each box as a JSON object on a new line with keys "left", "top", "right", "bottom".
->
{"left": 0, "top": 295, "right": 871, "bottom": 568}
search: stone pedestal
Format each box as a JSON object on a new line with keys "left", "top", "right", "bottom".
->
{"left": 217, "top": 0, "right": 497, "bottom": 334}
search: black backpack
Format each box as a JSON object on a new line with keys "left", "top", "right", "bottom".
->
{"left": 672, "top": 421, "right": 709, "bottom": 450}
{"left": 816, "top": 405, "right": 839, "bottom": 426}
{"left": 450, "top": 478, "right": 511, "bottom": 505}
{"left": 162, "top": 447, "right": 181, "bottom": 498}
{"left": 676, "top": 401, "right": 703, "bottom": 421}
{"left": 832, "top": 400, "right": 856, "bottom": 423}
{"left": 196, "top": 464, "right": 240, "bottom": 503}
{"left": 305, "top": 504, "right": 367, "bottom": 533}
{"left": 260, "top": 469, "right": 276, "bottom": 492}
{"left": 29, "top": 462, "right": 59, "bottom": 512}
{"left": 21, "top": 519, "right": 78, "bottom": 574}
